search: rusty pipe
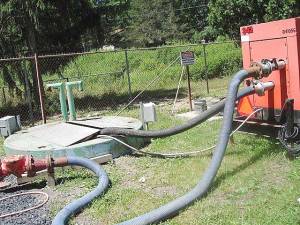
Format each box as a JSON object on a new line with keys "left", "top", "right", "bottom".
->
{"left": 250, "top": 59, "right": 286, "bottom": 78}
{"left": 0, "top": 155, "right": 68, "bottom": 181}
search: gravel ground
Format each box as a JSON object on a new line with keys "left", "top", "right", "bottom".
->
{"left": 0, "top": 176, "right": 52, "bottom": 225}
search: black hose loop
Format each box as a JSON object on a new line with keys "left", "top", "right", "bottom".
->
{"left": 116, "top": 70, "right": 252, "bottom": 225}
{"left": 52, "top": 156, "right": 109, "bottom": 225}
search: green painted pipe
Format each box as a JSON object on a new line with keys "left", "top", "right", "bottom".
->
{"left": 66, "top": 81, "right": 83, "bottom": 121}
{"left": 46, "top": 83, "right": 68, "bottom": 121}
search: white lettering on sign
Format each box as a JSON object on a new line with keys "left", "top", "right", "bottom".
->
{"left": 180, "top": 51, "right": 195, "bottom": 66}
{"left": 241, "top": 35, "right": 250, "bottom": 42}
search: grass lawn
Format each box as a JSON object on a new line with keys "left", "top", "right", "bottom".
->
{"left": 41, "top": 111, "right": 300, "bottom": 225}
{"left": 1, "top": 42, "right": 299, "bottom": 224}
{"left": 0, "top": 76, "right": 298, "bottom": 224}
{"left": 0, "top": 84, "right": 299, "bottom": 224}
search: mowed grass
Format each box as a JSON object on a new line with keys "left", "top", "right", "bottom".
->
{"left": 45, "top": 110, "right": 300, "bottom": 225}
{"left": 0, "top": 84, "right": 299, "bottom": 224}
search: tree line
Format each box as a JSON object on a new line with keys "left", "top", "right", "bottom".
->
{"left": 0, "top": 0, "right": 298, "bottom": 118}
{"left": 0, "top": 0, "right": 299, "bottom": 57}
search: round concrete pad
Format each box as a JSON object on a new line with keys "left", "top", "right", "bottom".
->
{"left": 4, "top": 116, "right": 145, "bottom": 159}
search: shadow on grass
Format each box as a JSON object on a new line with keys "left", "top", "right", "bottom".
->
{"left": 0, "top": 87, "right": 187, "bottom": 125}
{"left": 211, "top": 136, "right": 284, "bottom": 191}
{"left": 0, "top": 103, "right": 42, "bottom": 126}
{"left": 74, "top": 88, "right": 187, "bottom": 112}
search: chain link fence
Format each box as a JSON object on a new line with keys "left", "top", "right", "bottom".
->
{"left": 0, "top": 42, "right": 242, "bottom": 126}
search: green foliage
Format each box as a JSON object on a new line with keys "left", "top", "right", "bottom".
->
{"left": 192, "top": 26, "right": 220, "bottom": 43}
{"left": 208, "top": 0, "right": 299, "bottom": 40}
{"left": 189, "top": 42, "right": 241, "bottom": 80}
{"left": 0, "top": 0, "right": 130, "bottom": 104}
{"left": 44, "top": 43, "right": 241, "bottom": 99}
{"left": 125, "top": 0, "right": 181, "bottom": 47}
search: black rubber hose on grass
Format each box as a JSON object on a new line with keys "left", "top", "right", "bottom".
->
{"left": 115, "top": 69, "right": 252, "bottom": 225}
{"left": 50, "top": 83, "right": 253, "bottom": 225}
{"left": 51, "top": 156, "right": 109, "bottom": 225}
{"left": 52, "top": 70, "right": 259, "bottom": 225}
{"left": 100, "top": 85, "right": 255, "bottom": 138}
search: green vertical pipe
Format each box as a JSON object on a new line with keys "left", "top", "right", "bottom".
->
{"left": 66, "top": 81, "right": 83, "bottom": 121}
{"left": 46, "top": 83, "right": 68, "bottom": 121}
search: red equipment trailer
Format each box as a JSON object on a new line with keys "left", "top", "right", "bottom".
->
{"left": 236, "top": 17, "right": 300, "bottom": 156}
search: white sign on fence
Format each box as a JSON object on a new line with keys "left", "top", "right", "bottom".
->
{"left": 180, "top": 51, "right": 195, "bottom": 66}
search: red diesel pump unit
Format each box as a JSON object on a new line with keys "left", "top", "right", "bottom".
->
{"left": 237, "top": 17, "right": 300, "bottom": 156}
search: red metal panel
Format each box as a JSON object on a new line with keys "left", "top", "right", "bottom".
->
{"left": 250, "top": 38, "right": 288, "bottom": 110}
{"left": 287, "top": 35, "right": 300, "bottom": 110}
{"left": 238, "top": 17, "right": 300, "bottom": 123}
{"left": 240, "top": 17, "right": 300, "bottom": 42}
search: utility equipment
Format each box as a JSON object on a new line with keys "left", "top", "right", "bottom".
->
{"left": 0, "top": 116, "right": 21, "bottom": 137}
{"left": 237, "top": 17, "right": 300, "bottom": 156}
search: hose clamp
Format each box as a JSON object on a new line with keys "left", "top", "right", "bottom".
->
{"left": 253, "top": 80, "right": 265, "bottom": 96}
{"left": 47, "top": 155, "right": 54, "bottom": 174}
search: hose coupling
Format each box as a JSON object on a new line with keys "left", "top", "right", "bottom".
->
{"left": 253, "top": 81, "right": 274, "bottom": 96}
{"left": 251, "top": 59, "right": 286, "bottom": 78}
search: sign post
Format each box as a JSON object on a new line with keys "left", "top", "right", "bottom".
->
{"left": 180, "top": 51, "right": 195, "bottom": 111}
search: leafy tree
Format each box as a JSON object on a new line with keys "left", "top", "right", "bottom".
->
{"left": 125, "top": 0, "right": 182, "bottom": 46}
{"left": 208, "top": 0, "right": 299, "bottom": 40}
{"left": 173, "top": 0, "right": 209, "bottom": 40}
{"left": 0, "top": 0, "right": 129, "bottom": 103}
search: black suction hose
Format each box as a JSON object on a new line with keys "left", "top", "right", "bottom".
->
{"left": 115, "top": 69, "right": 253, "bottom": 225}
{"left": 52, "top": 62, "right": 280, "bottom": 224}
{"left": 51, "top": 156, "right": 109, "bottom": 225}
{"left": 51, "top": 85, "right": 255, "bottom": 225}
{"left": 100, "top": 86, "right": 256, "bottom": 138}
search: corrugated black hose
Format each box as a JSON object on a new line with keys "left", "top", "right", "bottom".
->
{"left": 52, "top": 156, "right": 109, "bottom": 225}
{"left": 115, "top": 69, "right": 255, "bottom": 225}
{"left": 100, "top": 86, "right": 255, "bottom": 138}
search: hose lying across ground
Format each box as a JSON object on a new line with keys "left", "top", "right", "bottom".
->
{"left": 0, "top": 191, "right": 49, "bottom": 219}
{"left": 51, "top": 157, "right": 109, "bottom": 225}
{"left": 98, "top": 108, "right": 262, "bottom": 158}
{"left": 53, "top": 64, "right": 279, "bottom": 225}
{"left": 100, "top": 86, "right": 256, "bottom": 138}
{"left": 113, "top": 69, "right": 256, "bottom": 225}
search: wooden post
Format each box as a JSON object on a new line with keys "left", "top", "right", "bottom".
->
{"left": 186, "top": 65, "right": 193, "bottom": 111}
{"left": 2, "top": 87, "right": 6, "bottom": 104}
{"left": 34, "top": 53, "right": 46, "bottom": 124}
{"left": 203, "top": 44, "right": 209, "bottom": 94}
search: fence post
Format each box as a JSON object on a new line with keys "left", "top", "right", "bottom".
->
{"left": 34, "top": 53, "right": 46, "bottom": 124}
{"left": 203, "top": 43, "right": 209, "bottom": 94}
{"left": 186, "top": 65, "right": 193, "bottom": 111}
{"left": 2, "top": 87, "right": 6, "bottom": 104}
{"left": 124, "top": 50, "right": 132, "bottom": 99}
{"left": 24, "top": 72, "right": 34, "bottom": 125}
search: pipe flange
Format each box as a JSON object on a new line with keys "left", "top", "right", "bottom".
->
{"left": 250, "top": 62, "right": 264, "bottom": 78}
{"left": 26, "top": 155, "right": 36, "bottom": 177}
{"left": 251, "top": 61, "right": 272, "bottom": 78}
{"left": 47, "top": 155, "right": 54, "bottom": 173}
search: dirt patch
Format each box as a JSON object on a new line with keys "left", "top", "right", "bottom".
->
{"left": 262, "top": 160, "right": 289, "bottom": 187}
{"left": 150, "top": 185, "right": 178, "bottom": 198}
{"left": 74, "top": 212, "right": 98, "bottom": 225}
{"left": 114, "top": 156, "right": 140, "bottom": 188}
{"left": 114, "top": 156, "right": 178, "bottom": 198}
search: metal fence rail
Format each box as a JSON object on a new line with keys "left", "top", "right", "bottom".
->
{"left": 0, "top": 42, "right": 241, "bottom": 126}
